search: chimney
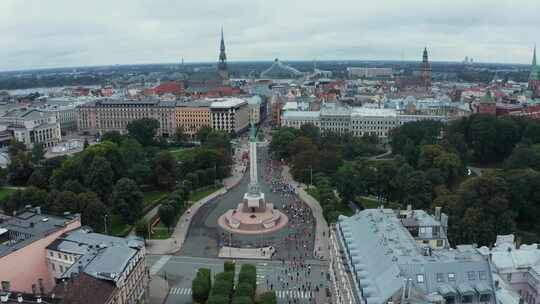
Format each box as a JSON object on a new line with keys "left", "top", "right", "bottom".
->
{"left": 35, "top": 207, "right": 41, "bottom": 215}
{"left": 36, "top": 296, "right": 42, "bottom": 303}
{"left": 406, "top": 204, "right": 412, "bottom": 212}
{"left": 17, "top": 294, "right": 22, "bottom": 303}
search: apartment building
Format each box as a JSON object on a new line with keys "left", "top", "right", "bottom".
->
{"left": 0, "top": 108, "right": 62, "bottom": 148}
{"left": 77, "top": 98, "right": 176, "bottom": 137}
{"left": 47, "top": 228, "right": 148, "bottom": 304}
{"left": 175, "top": 100, "right": 212, "bottom": 139}
{"left": 337, "top": 208, "right": 496, "bottom": 304}
{"left": 209, "top": 97, "right": 250, "bottom": 133}
{"left": 0, "top": 208, "right": 81, "bottom": 294}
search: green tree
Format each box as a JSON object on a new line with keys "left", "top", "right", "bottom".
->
{"left": 418, "top": 144, "right": 444, "bottom": 170}
{"left": 235, "top": 282, "right": 255, "bottom": 300}
{"left": 126, "top": 118, "right": 160, "bottom": 146}
{"left": 78, "top": 192, "right": 107, "bottom": 231}
{"left": 174, "top": 126, "right": 188, "bottom": 145}
{"left": 28, "top": 168, "right": 49, "bottom": 189}
{"left": 83, "top": 156, "right": 114, "bottom": 201}
{"left": 31, "top": 143, "right": 45, "bottom": 164}
{"left": 112, "top": 178, "right": 144, "bottom": 224}
{"left": 504, "top": 145, "right": 540, "bottom": 171}
{"left": 196, "top": 126, "right": 213, "bottom": 143}
{"left": 233, "top": 296, "right": 253, "bottom": 304}
{"left": 158, "top": 204, "right": 176, "bottom": 232}
{"left": 259, "top": 291, "right": 277, "bottom": 304}
{"left": 224, "top": 261, "right": 235, "bottom": 273}
{"left": 101, "top": 131, "right": 124, "bottom": 144}
{"left": 290, "top": 147, "right": 320, "bottom": 183}
{"left": 192, "top": 268, "right": 212, "bottom": 304}
{"left": 153, "top": 151, "right": 177, "bottom": 191}
{"left": 119, "top": 138, "right": 145, "bottom": 167}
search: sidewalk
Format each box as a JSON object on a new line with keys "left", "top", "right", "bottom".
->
{"left": 218, "top": 246, "right": 275, "bottom": 260}
{"left": 148, "top": 275, "right": 169, "bottom": 304}
{"left": 282, "top": 166, "right": 330, "bottom": 261}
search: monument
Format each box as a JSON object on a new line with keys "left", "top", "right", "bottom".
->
{"left": 218, "top": 120, "right": 288, "bottom": 235}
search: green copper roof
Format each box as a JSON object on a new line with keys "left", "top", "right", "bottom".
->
{"left": 530, "top": 46, "right": 539, "bottom": 81}
{"left": 482, "top": 90, "right": 494, "bottom": 103}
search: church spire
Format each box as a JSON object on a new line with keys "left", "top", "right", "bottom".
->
{"left": 530, "top": 45, "right": 538, "bottom": 81}
{"left": 218, "top": 26, "right": 229, "bottom": 81}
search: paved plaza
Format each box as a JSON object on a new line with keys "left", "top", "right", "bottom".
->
{"left": 179, "top": 145, "right": 317, "bottom": 260}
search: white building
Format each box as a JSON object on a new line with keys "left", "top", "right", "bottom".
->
{"left": 281, "top": 104, "right": 446, "bottom": 142}
{"left": 347, "top": 67, "right": 393, "bottom": 79}
{"left": 477, "top": 234, "right": 540, "bottom": 304}
{"left": 246, "top": 96, "right": 262, "bottom": 124}
{"left": 0, "top": 108, "right": 61, "bottom": 148}
{"left": 40, "top": 104, "right": 78, "bottom": 133}
{"left": 210, "top": 97, "right": 250, "bottom": 134}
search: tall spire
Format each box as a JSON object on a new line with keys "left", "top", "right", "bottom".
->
{"left": 421, "top": 46, "right": 432, "bottom": 87}
{"left": 530, "top": 45, "right": 538, "bottom": 81}
{"left": 218, "top": 26, "right": 229, "bottom": 81}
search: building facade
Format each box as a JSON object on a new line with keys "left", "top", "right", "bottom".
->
{"left": 77, "top": 99, "right": 176, "bottom": 137}
{"left": 0, "top": 109, "right": 62, "bottom": 149}
{"left": 210, "top": 98, "right": 250, "bottom": 133}
{"left": 175, "top": 101, "right": 212, "bottom": 138}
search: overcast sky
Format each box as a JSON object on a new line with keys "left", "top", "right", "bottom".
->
{"left": 0, "top": 0, "right": 538, "bottom": 71}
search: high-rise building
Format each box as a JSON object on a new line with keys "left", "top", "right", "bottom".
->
{"left": 217, "top": 27, "right": 229, "bottom": 81}
{"left": 421, "top": 47, "right": 432, "bottom": 88}
{"left": 528, "top": 45, "right": 539, "bottom": 97}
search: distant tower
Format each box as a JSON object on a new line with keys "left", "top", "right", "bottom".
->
{"left": 421, "top": 47, "right": 432, "bottom": 87}
{"left": 218, "top": 27, "right": 229, "bottom": 81}
{"left": 478, "top": 89, "right": 496, "bottom": 115}
{"left": 528, "top": 45, "right": 539, "bottom": 97}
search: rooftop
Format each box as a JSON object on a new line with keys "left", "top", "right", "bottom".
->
{"left": 48, "top": 227, "right": 144, "bottom": 284}
{"left": 338, "top": 208, "right": 495, "bottom": 304}
{"left": 209, "top": 97, "right": 247, "bottom": 108}
{"left": 282, "top": 110, "right": 320, "bottom": 119}
{"left": 0, "top": 208, "right": 79, "bottom": 258}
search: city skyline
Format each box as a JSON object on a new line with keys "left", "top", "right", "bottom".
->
{"left": 0, "top": 0, "right": 539, "bottom": 71}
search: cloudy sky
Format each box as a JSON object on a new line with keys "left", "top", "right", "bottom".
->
{"left": 0, "top": 0, "right": 538, "bottom": 71}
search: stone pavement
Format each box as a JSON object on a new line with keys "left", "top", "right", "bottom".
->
{"left": 149, "top": 275, "right": 170, "bottom": 304}
{"left": 218, "top": 246, "right": 275, "bottom": 259}
{"left": 282, "top": 166, "right": 330, "bottom": 261}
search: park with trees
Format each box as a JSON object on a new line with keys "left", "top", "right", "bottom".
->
{"left": 270, "top": 114, "right": 540, "bottom": 246}
{"left": 0, "top": 118, "right": 234, "bottom": 236}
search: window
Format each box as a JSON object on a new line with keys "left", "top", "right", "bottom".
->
{"left": 64, "top": 254, "right": 68, "bottom": 260}
{"left": 417, "top": 274, "right": 424, "bottom": 283}
{"left": 479, "top": 271, "right": 487, "bottom": 280}
{"left": 51, "top": 263, "right": 55, "bottom": 271}
{"left": 462, "top": 295, "right": 473, "bottom": 303}
{"left": 436, "top": 273, "right": 444, "bottom": 282}
{"left": 468, "top": 271, "right": 476, "bottom": 280}
{"left": 507, "top": 273, "right": 512, "bottom": 282}
{"left": 57, "top": 253, "right": 61, "bottom": 259}
{"left": 479, "top": 294, "right": 491, "bottom": 302}
{"left": 445, "top": 296, "right": 455, "bottom": 304}
{"left": 436, "top": 239, "right": 444, "bottom": 247}
{"left": 50, "top": 251, "right": 53, "bottom": 257}
{"left": 60, "top": 265, "right": 63, "bottom": 273}
{"left": 448, "top": 273, "right": 456, "bottom": 281}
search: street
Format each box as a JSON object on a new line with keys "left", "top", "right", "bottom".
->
{"left": 148, "top": 255, "right": 331, "bottom": 304}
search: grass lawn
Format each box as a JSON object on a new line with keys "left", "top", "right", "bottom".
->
{"left": 143, "top": 191, "right": 168, "bottom": 208}
{"left": 150, "top": 221, "right": 174, "bottom": 239}
{"left": 167, "top": 148, "right": 191, "bottom": 160}
{"left": 0, "top": 187, "right": 16, "bottom": 202}
{"left": 190, "top": 186, "right": 221, "bottom": 202}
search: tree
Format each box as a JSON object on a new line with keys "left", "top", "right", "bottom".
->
{"left": 418, "top": 144, "right": 444, "bottom": 170}
{"left": 127, "top": 163, "right": 152, "bottom": 185}
{"left": 259, "top": 291, "right": 277, "bottom": 304}
{"left": 28, "top": 168, "right": 49, "bottom": 189}
{"left": 224, "top": 261, "right": 235, "bottom": 273}
{"left": 7, "top": 152, "right": 34, "bottom": 186}
{"left": 291, "top": 148, "right": 320, "bottom": 183}
{"left": 101, "top": 131, "right": 124, "bottom": 144}
{"left": 196, "top": 126, "right": 213, "bottom": 143}
{"left": 83, "top": 138, "right": 89, "bottom": 149}
{"left": 83, "top": 156, "right": 114, "bottom": 201}
{"left": 31, "top": 143, "right": 45, "bottom": 164}
{"left": 238, "top": 264, "right": 257, "bottom": 291}
{"left": 174, "top": 126, "right": 188, "bottom": 145}
{"left": 153, "top": 151, "right": 177, "bottom": 191}
{"left": 300, "top": 123, "right": 321, "bottom": 146}
{"left": 233, "top": 296, "right": 253, "bottom": 304}
{"left": 434, "top": 152, "right": 463, "bottom": 186}
{"left": 126, "top": 118, "right": 160, "bottom": 146}
{"left": 235, "top": 282, "right": 255, "bottom": 300}
{"left": 8, "top": 139, "right": 26, "bottom": 159}
{"left": 119, "top": 138, "right": 145, "bottom": 168}
{"left": 78, "top": 192, "right": 106, "bottom": 231}
{"left": 192, "top": 268, "right": 212, "bottom": 304}
{"left": 135, "top": 219, "right": 149, "bottom": 239}
{"left": 504, "top": 145, "right": 540, "bottom": 171}
{"left": 158, "top": 204, "right": 176, "bottom": 232}
{"left": 206, "top": 294, "right": 229, "bottom": 304}
{"left": 112, "top": 178, "right": 144, "bottom": 224}
{"left": 185, "top": 172, "right": 199, "bottom": 189}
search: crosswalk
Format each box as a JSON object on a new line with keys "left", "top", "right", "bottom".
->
{"left": 276, "top": 290, "right": 313, "bottom": 299}
{"left": 169, "top": 287, "right": 192, "bottom": 295}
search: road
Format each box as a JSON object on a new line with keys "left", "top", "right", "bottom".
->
{"left": 180, "top": 143, "right": 317, "bottom": 260}
{"left": 148, "top": 255, "right": 331, "bottom": 304}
